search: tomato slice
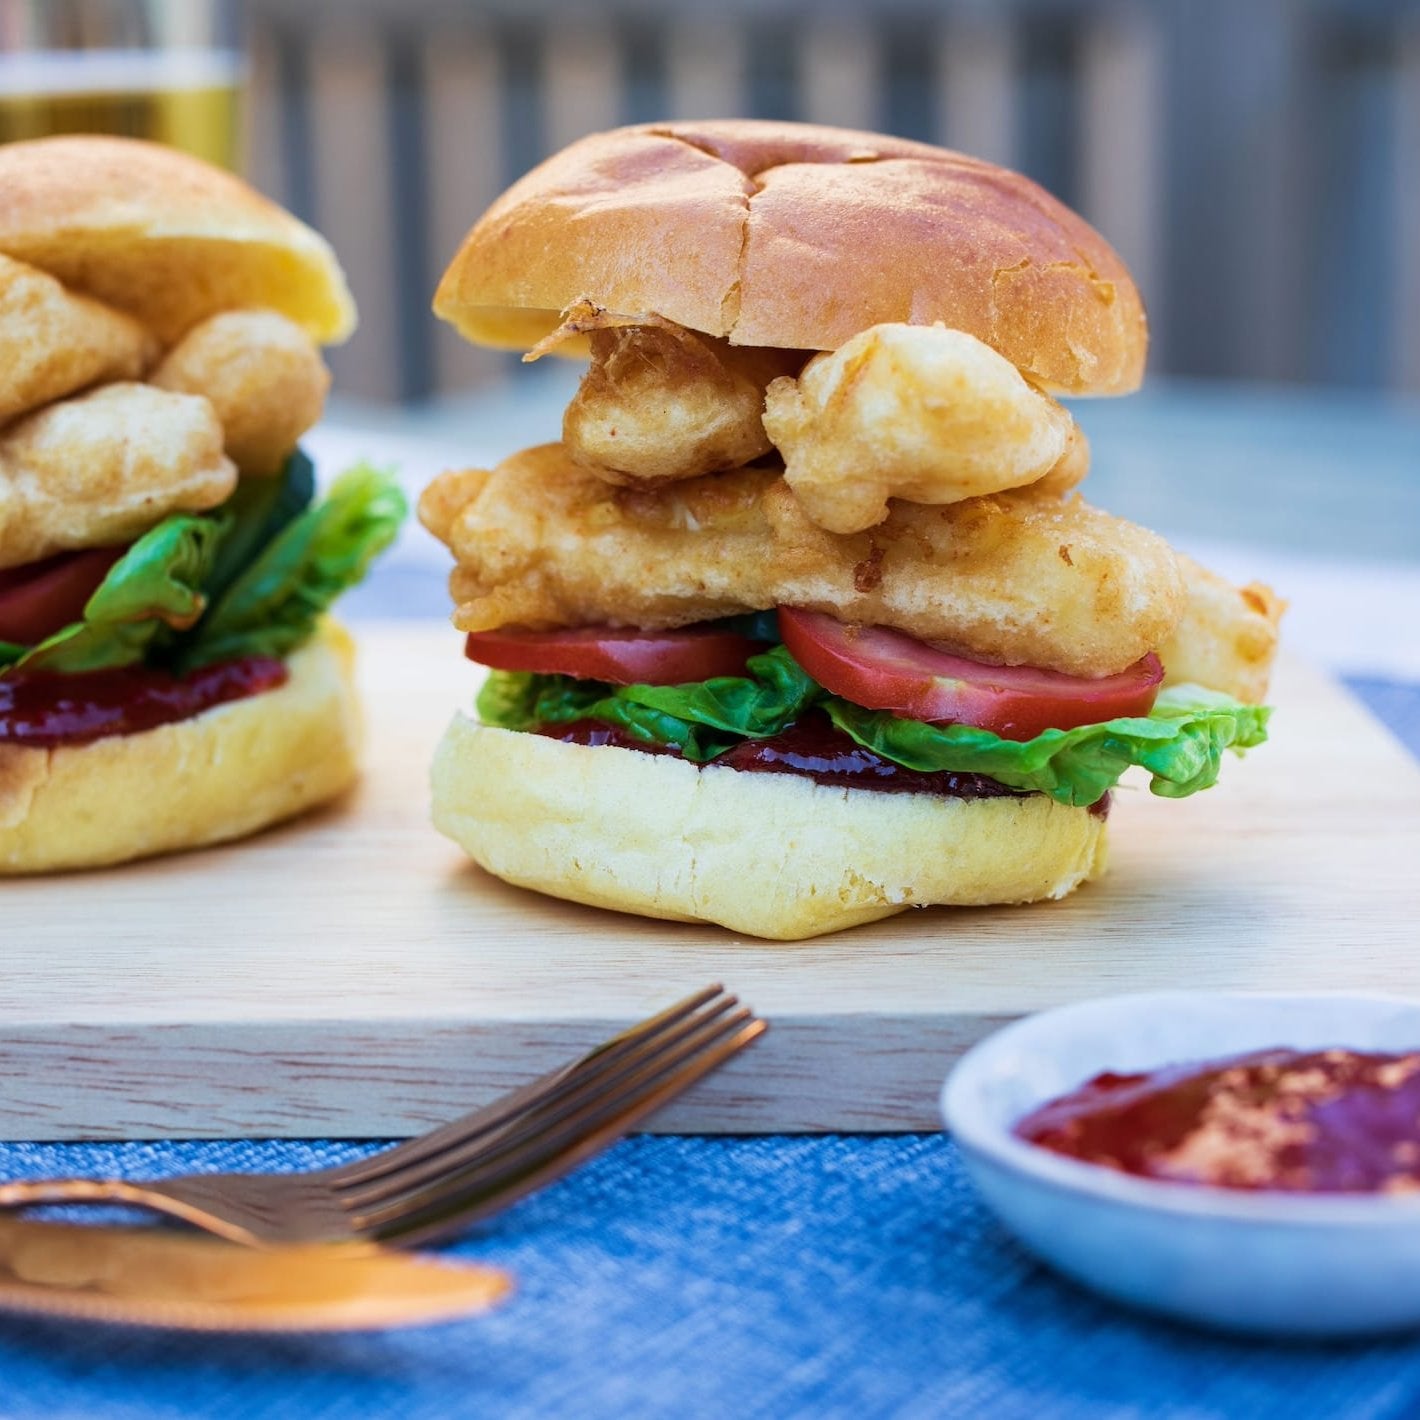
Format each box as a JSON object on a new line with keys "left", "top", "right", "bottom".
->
{"left": 778, "top": 607, "right": 1163, "bottom": 740}
{"left": 0, "top": 546, "right": 125, "bottom": 647}
{"left": 465, "top": 625, "right": 763, "bottom": 685}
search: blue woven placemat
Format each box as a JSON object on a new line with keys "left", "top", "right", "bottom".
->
{"left": 0, "top": 678, "right": 1413, "bottom": 1420}
{"left": 2, "top": 1134, "right": 1419, "bottom": 1420}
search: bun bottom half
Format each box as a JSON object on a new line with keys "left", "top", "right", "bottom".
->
{"left": 0, "top": 621, "right": 361, "bottom": 873}
{"left": 431, "top": 717, "right": 1108, "bottom": 941}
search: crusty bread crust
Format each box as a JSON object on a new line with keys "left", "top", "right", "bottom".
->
{"left": 431, "top": 718, "right": 1108, "bottom": 940}
{"left": 0, "top": 622, "right": 361, "bottom": 873}
{"left": 0, "top": 136, "right": 355, "bottom": 343}
{"left": 434, "top": 120, "right": 1146, "bottom": 395}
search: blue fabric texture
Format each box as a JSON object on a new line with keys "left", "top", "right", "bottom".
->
{"left": 1346, "top": 677, "right": 1420, "bottom": 758}
{"left": 0, "top": 679, "right": 1412, "bottom": 1419}
{"left": 5, "top": 1134, "right": 1420, "bottom": 1420}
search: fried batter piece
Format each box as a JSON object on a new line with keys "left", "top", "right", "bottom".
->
{"left": 1160, "top": 554, "right": 1285, "bottom": 703}
{"left": 1034, "top": 424, "right": 1090, "bottom": 498}
{"left": 0, "top": 254, "right": 156, "bottom": 428}
{"left": 763, "top": 324, "right": 1080, "bottom": 535}
{"left": 529, "top": 300, "right": 800, "bottom": 484}
{"left": 422, "top": 444, "right": 1184, "bottom": 679}
{"left": 0, "top": 383, "right": 235, "bottom": 569}
{"left": 151, "top": 309, "right": 331, "bottom": 476}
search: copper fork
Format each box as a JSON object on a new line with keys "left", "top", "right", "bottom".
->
{"left": 0, "top": 985, "right": 765, "bottom": 1249}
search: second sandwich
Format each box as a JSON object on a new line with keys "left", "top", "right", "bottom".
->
{"left": 0, "top": 136, "right": 404, "bottom": 873}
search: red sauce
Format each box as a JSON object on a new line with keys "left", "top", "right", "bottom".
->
{"left": 714, "top": 715, "right": 1026, "bottom": 801}
{"left": 538, "top": 713, "right": 1102, "bottom": 809}
{"left": 1015, "top": 1048, "right": 1420, "bottom": 1194}
{"left": 0, "top": 657, "right": 289, "bottom": 748}
{"left": 539, "top": 721, "right": 683, "bottom": 759}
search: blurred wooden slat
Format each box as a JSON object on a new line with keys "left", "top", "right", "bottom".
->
{"left": 936, "top": 12, "right": 1015, "bottom": 165}
{"left": 744, "top": 16, "right": 799, "bottom": 122}
{"left": 620, "top": 21, "right": 668, "bottom": 125}
{"left": 666, "top": 17, "right": 743, "bottom": 121}
{"left": 801, "top": 13, "right": 876, "bottom": 132}
{"left": 308, "top": 26, "right": 398, "bottom": 401}
{"left": 243, "top": 23, "right": 286, "bottom": 201}
{"left": 1078, "top": 8, "right": 1161, "bottom": 338}
{"left": 1396, "top": 18, "right": 1420, "bottom": 394}
{"left": 1231, "top": 4, "right": 1309, "bottom": 386}
{"left": 881, "top": 14, "right": 937, "bottom": 143}
{"left": 1161, "top": 0, "right": 1311, "bottom": 383}
{"left": 387, "top": 35, "right": 434, "bottom": 401}
{"left": 1306, "top": 24, "right": 1395, "bottom": 389}
{"left": 1015, "top": 16, "right": 1079, "bottom": 208}
{"left": 544, "top": 20, "right": 621, "bottom": 152}
{"left": 241, "top": 2, "right": 1414, "bottom": 396}
{"left": 425, "top": 29, "right": 504, "bottom": 396}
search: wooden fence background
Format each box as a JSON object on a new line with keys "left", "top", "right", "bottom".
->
{"left": 241, "top": 0, "right": 1420, "bottom": 405}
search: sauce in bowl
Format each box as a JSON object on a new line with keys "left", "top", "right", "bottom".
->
{"left": 1015, "top": 1047, "right": 1420, "bottom": 1194}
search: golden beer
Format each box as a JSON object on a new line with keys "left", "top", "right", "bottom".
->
{"left": 0, "top": 50, "right": 242, "bottom": 169}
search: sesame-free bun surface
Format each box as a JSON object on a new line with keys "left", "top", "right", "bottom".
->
{"left": 0, "top": 136, "right": 355, "bottom": 343}
{"left": 0, "top": 622, "right": 361, "bottom": 874}
{"left": 435, "top": 120, "right": 1145, "bottom": 395}
{"left": 431, "top": 719, "right": 1108, "bottom": 940}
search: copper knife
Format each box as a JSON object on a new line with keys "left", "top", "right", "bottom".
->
{"left": 0, "top": 1213, "right": 511, "bottom": 1331}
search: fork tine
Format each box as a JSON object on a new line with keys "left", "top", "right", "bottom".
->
{"left": 340, "top": 997, "right": 751, "bottom": 1211}
{"left": 367, "top": 1017, "right": 767, "bottom": 1248}
{"left": 322, "top": 984, "right": 731, "bottom": 1188}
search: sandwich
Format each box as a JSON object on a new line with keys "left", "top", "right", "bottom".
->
{"left": 420, "top": 120, "right": 1281, "bottom": 940}
{"left": 0, "top": 136, "right": 404, "bottom": 872}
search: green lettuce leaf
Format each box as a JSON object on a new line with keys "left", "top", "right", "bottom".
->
{"left": 825, "top": 685, "right": 1270, "bottom": 806}
{"left": 11, "top": 515, "right": 225, "bottom": 674}
{"left": 0, "top": 455, "right": 403, "bottom": 680}
{"left": 199, "top": 448, "right": 316, "bottom": 610}
{"left": 175, "top": 462, "right": 406, "bottom": 670}
{"left": 477, "top": 644, "right": 819, "bottom": 761}
{"left": 476, "top": 645, "right": 1271, "bottom": 804}
{"left": 477, "top": 671, "right": 727, "bottom": 759}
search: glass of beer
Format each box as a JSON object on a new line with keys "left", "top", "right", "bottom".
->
{"left": 0, "top": 0, "right": 243, "bottom": 171}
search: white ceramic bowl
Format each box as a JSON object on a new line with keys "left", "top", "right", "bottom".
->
{"left": 942, "top": 991, "right": 1420, "bottom": 1338}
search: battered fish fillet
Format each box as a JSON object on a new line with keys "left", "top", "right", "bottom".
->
{"left": 151, "top": 309, "right": 330, "bottom": 476}
{"left": 0, "top": 254, "right": 155, "bottom": 428}
{"left": 0, "top": 383, "right": 235, "bottom": 569}
{"left": 763, "top": 324, "right": 1080, "bottom": 534}
{"left": 421, "top": 443, "right": 1185, "bottom": 678}
{"left": 529, "top": 300, "right": 801, "bottom": 484}
{"left": 1160, "top": 554, "right": 1285, "bottom": 703}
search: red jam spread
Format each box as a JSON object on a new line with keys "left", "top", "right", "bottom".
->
{"left": 539, "top": 721, "right": 683, "bottom": 759}
{"left": 0, "top": 657, "right": 289, "bottom": 747}
{"left": 1015, "top": 1048, "right": 1420, "bottom": 1194}
{"left": 714, "top": 716, "right": 1025, "bottom": 801}
{"left": 538, "top": 713, "right": 1103, "bottom": 809}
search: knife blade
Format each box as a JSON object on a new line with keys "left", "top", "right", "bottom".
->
{"left": 0, "top": 1213, "right": 511, "bottom": 1331}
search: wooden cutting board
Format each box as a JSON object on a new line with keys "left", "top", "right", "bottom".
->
{"left": 4, "top": 623, "right": 1418, "bottom": 1138}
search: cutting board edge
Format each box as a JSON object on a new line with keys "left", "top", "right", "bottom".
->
{"left": 0, "top": 1010, "right": 1022, "bottom": 1139}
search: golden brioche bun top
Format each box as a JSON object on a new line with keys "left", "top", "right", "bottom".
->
{"left": 0, "top": 135, "right": 355, "bottom": 344}
{"left": 435, "top": 119, "right": 1146, "bottom": 395}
